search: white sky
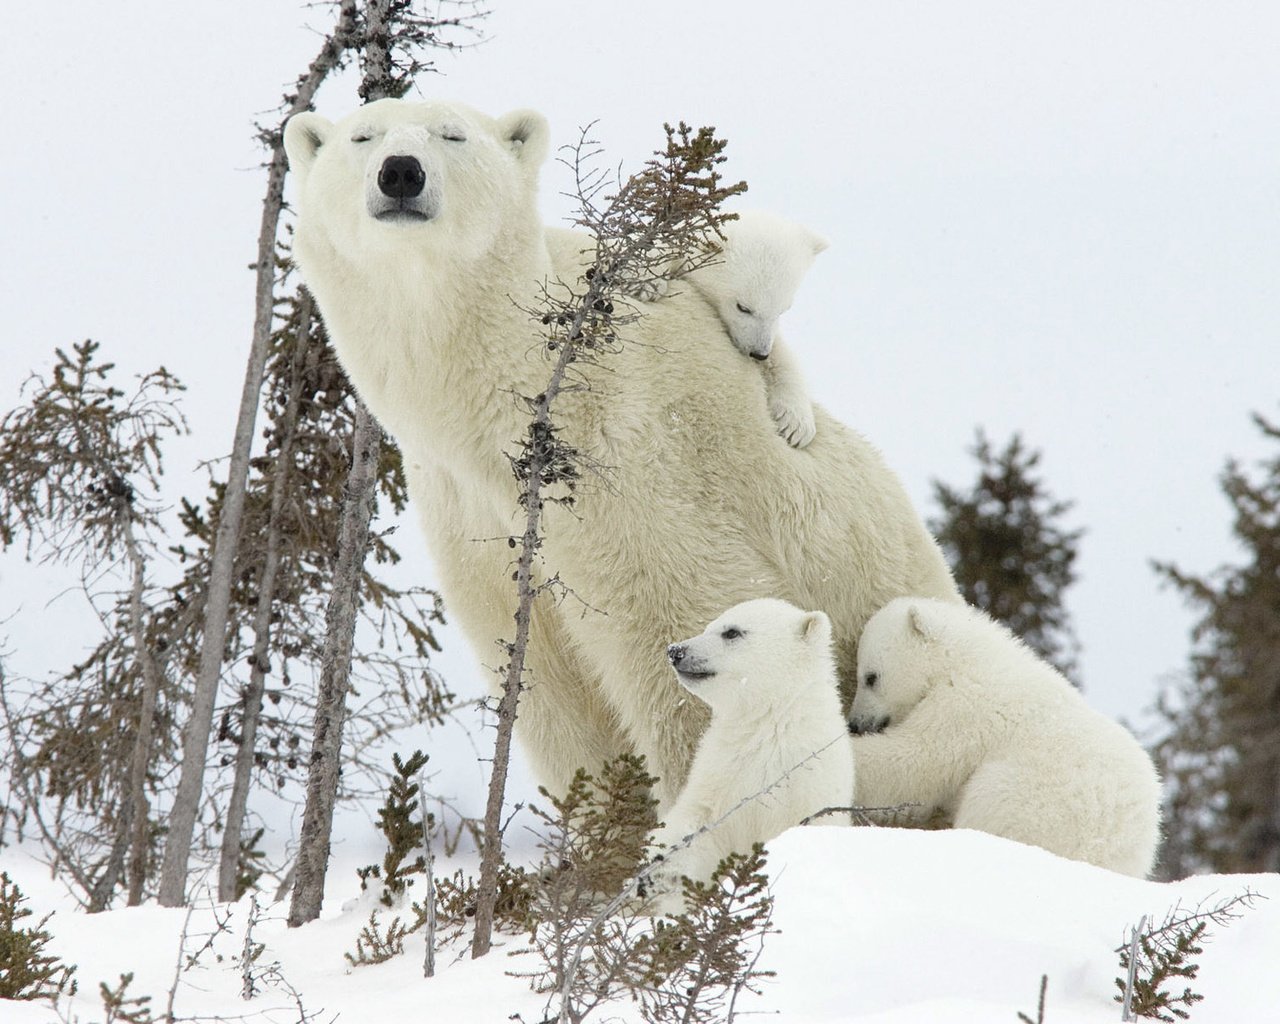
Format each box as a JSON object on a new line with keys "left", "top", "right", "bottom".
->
{"left": 2, "top": 1, "right": 1278, "bottom": 738}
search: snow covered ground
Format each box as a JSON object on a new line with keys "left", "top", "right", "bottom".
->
{"left": 3, "top": 826, "right": 1276, "bottom": 1024}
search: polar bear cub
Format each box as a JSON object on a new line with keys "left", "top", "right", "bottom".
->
{"left": 632, "top": 210, "right": 827, "bottom": 448}
{"left": 849, "top": 597, "right": 1162, "bottom": 876}
{"left": 648, "top": 598, "right": 854, "bottom": 901}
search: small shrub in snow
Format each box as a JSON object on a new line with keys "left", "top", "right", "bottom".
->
{"left": 355, "top": 749, "right": 432, "bottom": 906}
{"left": 344, "top": 909, "right": 413, "bottom": 967}
{"left": 97, "top": 972, "right": 154, "bottom": 1024}
{"left": 433, "top": 863, "right": 538, "bottom": 935}
{"left": 521, "top": 755, "right": 775, "bottom": 1024}
{"left": 1114, "top": 889, "right": 1264, "bottom": 1021}
{"left": 0, "top": 871, "right": 77, "bottom": 1001}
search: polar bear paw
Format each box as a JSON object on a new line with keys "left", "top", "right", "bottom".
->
{"left": 769, "top": 391, "right": 817, "bottom": 448}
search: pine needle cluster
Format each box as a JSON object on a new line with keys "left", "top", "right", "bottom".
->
{"left": 0, "top": 872, "right": 77, "bottom": 1001}
{"left": 521, "top": 754, "right": 775, "bottom": 1024}
{"left": 356, "top": 749, "right": 432, "bottom": 905}
{"left": 1114, "top": 890, "right": 1263, "bottom": 1020}
{"left": 1148, "top": 410, "right": 1280, "bottom": 877}
{"left": 97, "top": 971, "right": 155, "bottom": 1024}
{"left": 344, "top": 909, "right": 414, "bottom": 967}
{"left": 433, "top": 862, "right": 538, "bottom": 935}
{"left": 930, "top": 430, "right": 1083, "bottom": 683}
{"left": 628, "top": 847, "right": 775, "bottom": 1024}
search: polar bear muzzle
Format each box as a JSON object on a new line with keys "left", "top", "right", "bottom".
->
{"left": 847, "top": 713, "right": 890, "bottom": 736}
{"left": 378, "top": 156, "right": 426, "bottom": 199}
{"left": 667, "top": 643, "right": 716, "bottom": 684}
{"left": 369, "top": 153, "right": 440, "bottom": 222}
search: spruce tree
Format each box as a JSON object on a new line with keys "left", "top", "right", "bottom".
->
{"left": 930, "top": 430, "right": 1084, "bottom": 682}
{"left": 0, "top": 341, "right": 187, "bottom": 910}
{"left": 1149, "top": 411, "right": 1280, "bottom": 877}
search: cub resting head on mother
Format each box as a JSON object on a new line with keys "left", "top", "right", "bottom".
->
{"left": 283, "top": 98, "right": 958, "bottom": 808}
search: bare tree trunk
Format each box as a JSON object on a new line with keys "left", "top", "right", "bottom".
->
{"left": 420, "top": 771, "right": 437, "bottom": 978}
{"left": 287, "top": 401, "right": 381, "bottom": 926}
{"left": 158, "top": 0, "right": 361, "bottom": 908}
{"left": 87, "top": 516, "right": 164, "bottom": 911}
{"left": 286, "top": 0, "right": 396, "bottom": 930}
{"left": 123, "top": 520, "right": 164, "bottom": 906}
{"left": 470, "top": 376, "right": 566, "bottom": 958}
{"left": 216, "top": 293, "right": 315, "bottom": 902}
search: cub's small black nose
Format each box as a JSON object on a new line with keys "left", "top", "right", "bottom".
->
{"left": 378, "top": 155, "right": 426, "bottom": 198}
{"left": 667, "top": 644, "right": 686, "bottom": 666}
{"left": 749, "top": 351, "right": 768, "bottom": 361}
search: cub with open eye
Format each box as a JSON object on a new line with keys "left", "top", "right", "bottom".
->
{"left": 645, "top": 598, "right": 854, "bottom": 912}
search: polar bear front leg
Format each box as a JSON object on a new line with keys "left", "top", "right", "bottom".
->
{"left": 762, "top": 336, "right": 816, "bottom": 448}
{"left": 406, "top": 462, "right": 631, "bottom": 800}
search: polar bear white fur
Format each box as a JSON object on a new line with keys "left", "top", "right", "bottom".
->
{"left": 849, "top": 597, "right": 1162, "bottom": 876}
{"left": 648, "top": 599, "right": 853, "bottom": 900}
{"left": 629, "top": 210, "right": 825, "bottom": 448}
{"left": 283, "top": 98, "right": 958, "bottom": 807}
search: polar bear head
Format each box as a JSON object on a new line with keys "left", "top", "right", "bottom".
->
{"left": 848, "top": 597, "right": 956, "bottom": 734}
{"left": 666, "top": 598, "right": 835, "bottom": 713}
{"left": 283, "top": 99, "right": 550, "bottom": 282}
{"left": 689, "top": 210, "right": 827, "bottom": 360}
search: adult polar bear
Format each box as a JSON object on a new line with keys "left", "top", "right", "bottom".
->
{"left": 284, "top": 98, "right": 959, "bottom": 805}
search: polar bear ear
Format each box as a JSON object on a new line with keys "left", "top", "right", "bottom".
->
{"left": 805, "top": 229, "right": 829, "bottom": 257}
{"left": 284, "top": 112, "right": 333, "bottom": 177}
{"left": 800, "top": 610, "right": 831, "bottom": 646}
{"left": 498, "top": 109, "right": 551, "bottom": 171}
{"left": 906, "top": 604, "right": 939, "bottom": 643}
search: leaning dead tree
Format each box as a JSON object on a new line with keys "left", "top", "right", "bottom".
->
{"left": 288, "top": 0, "right": 488, "bottom": 928}
{"left": 469, "top": 123, "right": 746, "bottom": 958}
{"left": 158, "top": 0, "right": 363, "bottom": 908}
{"left": 214, "top": 289, "right": 314, "bottom": 901}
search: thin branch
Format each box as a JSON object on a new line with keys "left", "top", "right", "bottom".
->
{"left": 555, "top": 734, "right": 842, "bottom": 1023}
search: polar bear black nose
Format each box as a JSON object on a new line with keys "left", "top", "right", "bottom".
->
{"left": 378, "top": 155, "right": 427, "bottom": 198}
{"left": 667, "top": 644, "right": 686, "bottom": 666}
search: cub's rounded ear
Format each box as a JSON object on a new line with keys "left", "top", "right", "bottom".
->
{"left": 284, "top": 112, "right": 333, "bottom": 177}
{"left": 806, "top": 228, "right": 830, "bottom": 257}
{"left": 498, "top": 109, "right": 551, "bottom": 170}
{"left": 906, "top": 603, "right": 938, "bottom": 642}
{"left": 800, "top": 610, "right": 832, "bottom": 645}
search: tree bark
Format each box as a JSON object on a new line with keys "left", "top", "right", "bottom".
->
{"left": 286, "top": 0, "right": 396, "bottom": 930}
{"left": 287, "top": 400, "right": 381, "bottom": 926}
{"left": 472, "top": 321, "right": 583, "bottom": 958}
{"left": 123, "top": 519, "right": 164, "bottom": 907}
{"left": 216, "top": 293, "right": 315, "bottom": 902}
{"left": 158, "top": 0, "right": 360, "bottom": 908}
{"left": 88, "top": 515, "right": 164, "bottom": 912}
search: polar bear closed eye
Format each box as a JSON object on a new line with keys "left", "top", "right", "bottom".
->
{"left": 849, "top": 597, "right": 1162, "bottom": 876}
{"left": 647, "top": 598, "right": 854, "bottom": 910}
{"left": 626, "top": 210, "right": 827, "bottom": 449}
